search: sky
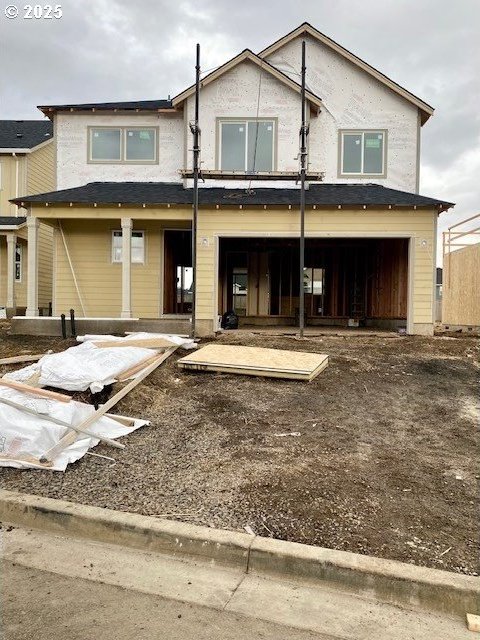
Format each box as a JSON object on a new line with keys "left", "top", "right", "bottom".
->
{"left": 1, "top": 0, "right": 479, "bottom": 259}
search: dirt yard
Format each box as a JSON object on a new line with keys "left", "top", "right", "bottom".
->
{"left": 0, "top": 322, "right": 478, "bottom": 576}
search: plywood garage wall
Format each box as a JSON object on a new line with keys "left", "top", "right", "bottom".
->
{"left": 442, "top": 243, "right": 480, "bottom": 325}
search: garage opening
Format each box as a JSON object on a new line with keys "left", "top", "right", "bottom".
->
{"left": 218, "top": 237, "right": 408, "bottom": 329}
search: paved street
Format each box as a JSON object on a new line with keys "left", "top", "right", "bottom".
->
{"left": 0, "top": 527, "right": 471, "bottom": 640}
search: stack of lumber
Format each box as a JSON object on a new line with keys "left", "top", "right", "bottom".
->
{"left": 177, "top": 344, "right": 328, "bottom": 381}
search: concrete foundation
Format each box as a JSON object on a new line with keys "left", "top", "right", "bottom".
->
{"left": 412, "top": 323, "right": 435, "bottom": 336}
{"left": 10, "top": 316, "right": 192, "bottom": 337}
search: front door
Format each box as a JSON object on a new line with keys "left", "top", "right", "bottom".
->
{"left": 163, "top": 230, "right": 192, "bottom": 314}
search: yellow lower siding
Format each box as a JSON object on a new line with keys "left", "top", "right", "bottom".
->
{"left": 195, "top": 208, "right": 436, "bottom": 326}
{"left": 0, "top": 223, "right": 52, "bottom": 310}
{"left": 46, "top": 207, "right": 435, "bottom": 327}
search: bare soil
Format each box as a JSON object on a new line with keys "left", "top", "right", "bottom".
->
{"left": 0, "top": 322, "right": 478, "bottom": 576}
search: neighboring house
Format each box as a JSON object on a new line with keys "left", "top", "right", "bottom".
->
{"left": 11, "top": 23, "right": 453, "bottom": 335}
{"left": 0, "top": 120, "right": 55, "bottom": 315}
{"left": 441, "top": 214, "right": 480, "bottom": 327}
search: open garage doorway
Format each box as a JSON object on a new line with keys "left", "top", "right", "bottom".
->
{"left": 218, "top": 237, "right": 409, "bottom": 329}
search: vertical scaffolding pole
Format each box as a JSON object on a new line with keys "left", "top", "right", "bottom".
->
{"left": 190, "top": 43, "right": 200, "bottom": 338}
{"left": 298, "top": 40, "right": 307, "bottom": 338}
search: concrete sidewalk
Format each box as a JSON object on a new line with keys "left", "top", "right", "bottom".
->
{"left": 1, "top": 526, "right": 472, "bottom": 640}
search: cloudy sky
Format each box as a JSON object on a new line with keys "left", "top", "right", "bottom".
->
{"left": 1, "top": 0, "right": 479, "bottom": 256}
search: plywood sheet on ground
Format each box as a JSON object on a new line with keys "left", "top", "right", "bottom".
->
{"left": 177, "top": 344, "right": 328, "bottom": 381}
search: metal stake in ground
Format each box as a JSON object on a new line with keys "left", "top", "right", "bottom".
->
{"left": 298, "top": 40, "right": 308, "bottom": 339}
{"left": 190, "top": 43, "right": 201, "bottom": 339}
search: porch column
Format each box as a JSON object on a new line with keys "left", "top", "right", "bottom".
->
{"left": 6, "top": 233, "right": 17, "bottom": 313}
{"left": 26, "top": 217, "right": 39, "bottom": 317}
{"left": 121, "top": 217, "right": 132, "bottom": 318}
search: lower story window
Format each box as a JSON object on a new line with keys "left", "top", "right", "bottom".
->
{"left": 112, "top": 230, "right": 145, "bottom": 263}
{"left": 15, "top": 243, "right": 22, "bottom": 282}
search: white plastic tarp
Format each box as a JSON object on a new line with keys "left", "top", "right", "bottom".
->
{"left": 3, "top": 333, "right": 196, "bottom": 393}
{"left": 0, "top": 387, "right": 147, "bottom": 471}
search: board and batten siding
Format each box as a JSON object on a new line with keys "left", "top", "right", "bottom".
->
{"left": 195, "top": 208, "right": 436, "bottom": 333}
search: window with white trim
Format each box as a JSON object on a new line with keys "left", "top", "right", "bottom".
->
{"left": 15, "top": 243, "right": 22, "bottom": 282}
{"left": 112, "top": 230, "right": 145, "bottom": 264}
{"left": 340, "top": 131, "right": 386, "bottom": 176}
{"left": 219, "top": 120, "right": 275, "bottom": 172}
{"left": 90, "top": 128, "right": 157, "bottom": 163}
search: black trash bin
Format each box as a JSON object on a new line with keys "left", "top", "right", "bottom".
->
{"left": 221, "top": 310, "right": 239, "bottom": 330}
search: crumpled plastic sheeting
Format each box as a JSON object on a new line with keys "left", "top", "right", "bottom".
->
{"left": 0, "top": 387, "right": 148, "bottom": 471}
{"left": 3, "top": 333, "right": 196, "bottom": 393}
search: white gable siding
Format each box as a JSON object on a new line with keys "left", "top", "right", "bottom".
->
{"left": 185, "top": 59, "right": 307, "bottom": 188}
{"left": 55, "top": 112, "right": 184, "bottom": 190}
{"left": 265, "top": 34, "right": 420, "bottom": 192}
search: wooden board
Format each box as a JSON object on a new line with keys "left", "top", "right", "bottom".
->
{"left": 93, "top": 337, "right": 176, "bottom": 349}
{"left": 177, "top": 344, "right": 328, "bottom": 381}
{"left": 0, "top": 353, "right": 46, "bottom": 365}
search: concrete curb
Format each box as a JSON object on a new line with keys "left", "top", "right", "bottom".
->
{"left": 0, "top": 490, "right": 478, "bottom": 618}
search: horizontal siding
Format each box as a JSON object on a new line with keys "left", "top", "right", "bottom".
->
{"left": 26, "top": 142, "right": 55, "bottom": 195}
{"left": 196, "top": 208, "right": 436, "bottom": 325}
{"left": 54, "top": 220, "right": 162, "bottom": 318}
{"left": 0, "top": 155, "right": 27, "bottom": 216}
{"left": 43, "top": 207, "right": 435, "bottom": 325}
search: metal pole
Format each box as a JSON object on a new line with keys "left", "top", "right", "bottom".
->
{"left": 190, "top": 43, "right": 200, "bottom": 338}
{"left": 299, "top": 40, "right": 307, "bottom": 339}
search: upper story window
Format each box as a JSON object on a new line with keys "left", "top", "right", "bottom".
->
{"left": 219, "top": 119, "right": 275, "bottom": 172}
{"left": 339, "top": 130, "right": 386, "bottom": 177}
{"left": 89, "top": 127, "right": 158, "bottom": 164}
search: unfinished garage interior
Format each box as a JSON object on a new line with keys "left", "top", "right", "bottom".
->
{"left": 218, "top": 237, "right": 409, "bottom": 329}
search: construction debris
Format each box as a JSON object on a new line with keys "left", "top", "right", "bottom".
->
{"left": 466, "top": 613, "right": 480, "bottom": 633}
{"left": 0, "top": 333, "right": 193, "bottom": 471}
{"left": 0, "top": 351, "right": 52, "bottom": 365}
{"left": 177, "top": 344, "right": 328, "bottom": 381}
{"left": 0, "top": 385, "right": 146, "bottom": 471}
{"left": 4, "top": 332, "right": 195, "bottom": 392}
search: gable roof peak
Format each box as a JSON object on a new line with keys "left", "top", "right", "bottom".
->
{"left": 259, "top": 22, "right": 434, "bottom": 124}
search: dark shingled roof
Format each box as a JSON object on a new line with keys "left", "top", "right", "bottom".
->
{"left": 38, "top": 99, "right": 173, "bottom": 113}
{"left": 12, "top": 182, "right": 454, "bottom": 210}
{"left": 0, "top": 120, "right": 53, "bottom": 149}
{"left": 0, "top": 217, "right": 27, "bottom": 227}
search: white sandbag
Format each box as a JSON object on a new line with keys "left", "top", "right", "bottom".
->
{"left": 0, "top": 387, "right": 147, "bottom": 472}
{"left": 3, "top": 341, "right": 156, "bottom": 393}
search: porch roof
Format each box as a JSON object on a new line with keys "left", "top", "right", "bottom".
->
{"left": 11, "top": 181, "right": 454, "bottom": 210}
{"left": 0, "top": 216, "right": 27, "bottom": 228}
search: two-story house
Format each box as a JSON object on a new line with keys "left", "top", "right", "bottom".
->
{"left": 0, "top": 120, "right": 55, "bottom": 316}
{"left": 11, "top": 23, "right": 453, "bottom": 336}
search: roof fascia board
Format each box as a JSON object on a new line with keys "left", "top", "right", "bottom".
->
{"left": 0, "top": 148, "right": 32, "bottom": 154}
{"left": 0, "top": 223, "right": 27, "bottom": 230}
{"left": 258, "top": 23, "right": 434, "bottom": 122}
{"left": 172, "top": 49, "right": 322, "bottom": 108}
